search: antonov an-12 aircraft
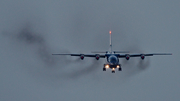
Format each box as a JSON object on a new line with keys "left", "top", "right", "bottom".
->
{"left": 52, "top": 31, "right": 172, "bottom": 73}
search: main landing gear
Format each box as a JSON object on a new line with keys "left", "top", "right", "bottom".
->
{"left": 118, "top": 67, "right": 122, "bottom": 71}
{"left": 103, "top": 64, "right": 122, "bottom": 73}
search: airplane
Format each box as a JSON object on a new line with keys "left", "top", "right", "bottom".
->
{"left": 52, "top": 31, "right": 172, "bottom": 73}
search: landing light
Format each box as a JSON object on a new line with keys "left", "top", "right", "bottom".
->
{"left": 112, "top": 68, "right": 115, "bottom": 70}
{"left": 117, "top": 65, "right": 120, "bottom": 68}
{"left": 105, "top": 65, "right": 109, "bottom": 68}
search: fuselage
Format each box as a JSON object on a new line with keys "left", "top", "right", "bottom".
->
{"left": 105, "top": 53, "right": 119, "bottom": 65}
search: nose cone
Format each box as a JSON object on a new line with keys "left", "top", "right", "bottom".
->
{"left": 109, "top": 56, "right": 118, "bottom": 64}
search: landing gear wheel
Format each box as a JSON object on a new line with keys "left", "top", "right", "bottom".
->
{"left": 103, "top": 68, "right": 106, "bottom": 71}
{"left": 112, "top": 70, "right": 115, "bottom": 73}
{"left": 118, "top": 68, "right": 122, "bottom": 71}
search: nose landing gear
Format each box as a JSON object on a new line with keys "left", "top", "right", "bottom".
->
{"left": 112, "top": 70, "right": 115, "bottom": 73}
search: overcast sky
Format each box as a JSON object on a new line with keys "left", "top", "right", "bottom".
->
{"left": 0, "top": 0, "right": 179, "bottom": 101}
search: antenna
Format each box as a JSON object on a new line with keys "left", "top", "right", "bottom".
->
{"left": 109, "top": 30, "right": 112, "bottom": 53}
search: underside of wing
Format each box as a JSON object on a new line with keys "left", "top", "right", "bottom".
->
{"left": 119, "top": 53, "right": 172, "bottom": 60}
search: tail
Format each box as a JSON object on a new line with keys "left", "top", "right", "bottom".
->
{"left": 91, "top": 31, "right": 129, "bottom": 54}
{"left": 109, "top": 31, "right": 112, "bottom": 53}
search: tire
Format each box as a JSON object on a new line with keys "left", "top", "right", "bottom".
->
{"left": 103, "top": 68, "right": 106, "bottom": 71}
{"left": 118, "top": 68, "right": 122, "bottom": 71}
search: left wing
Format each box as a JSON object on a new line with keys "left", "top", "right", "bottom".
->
{"left": 118, "top": 53, "right": 172, "bottom": 60}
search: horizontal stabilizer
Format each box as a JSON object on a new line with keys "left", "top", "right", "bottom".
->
{"left": 91, "top": 51, "right": 129, "bottom": 53}
{"left": 114, "top": 51, "right": 129, "bottom": 53}
{"left": 91, "top": 51, "right": 108, "bottom": 53}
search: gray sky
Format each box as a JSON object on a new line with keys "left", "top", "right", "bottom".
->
{"left": 0, "top": 0, "right": 179, "bottom": 101}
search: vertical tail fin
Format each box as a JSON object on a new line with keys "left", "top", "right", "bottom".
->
{"left": 109, "top": 31, "right": 112, "bottom": 53}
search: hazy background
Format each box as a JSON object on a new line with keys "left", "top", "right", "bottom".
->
{"left": 0, "top": 0, "right": 179, "bottom": 101}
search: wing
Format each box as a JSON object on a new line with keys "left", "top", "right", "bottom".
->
{"left": 119, "top": 53, "right": 172, "bottom": 59}
{"left": 52, "top": 53, "right": 106, "bottom": 59}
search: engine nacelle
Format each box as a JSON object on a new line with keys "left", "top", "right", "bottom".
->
{"left": 80, "top": 55, "right": 84, "bottom": 60}
{"left": 125, "top": 54, "right": 130, "bottom": 60}
{"left": 141, "top": 54, "right": 145, "bottom": 60}
{"left": 95, "top": 55, "right": 100, "bottom": 60}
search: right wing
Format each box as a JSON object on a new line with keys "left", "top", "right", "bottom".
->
{"left": 52, "top": 53, "right": 106, "bottom": 59}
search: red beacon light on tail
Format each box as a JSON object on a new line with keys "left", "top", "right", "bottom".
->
{"left": 109, "top": 31, "right": 112, "bottom": 34}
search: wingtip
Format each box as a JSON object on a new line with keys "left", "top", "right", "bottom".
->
{"left": 166, "top": 53, "right": 173, "bottom": 55}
